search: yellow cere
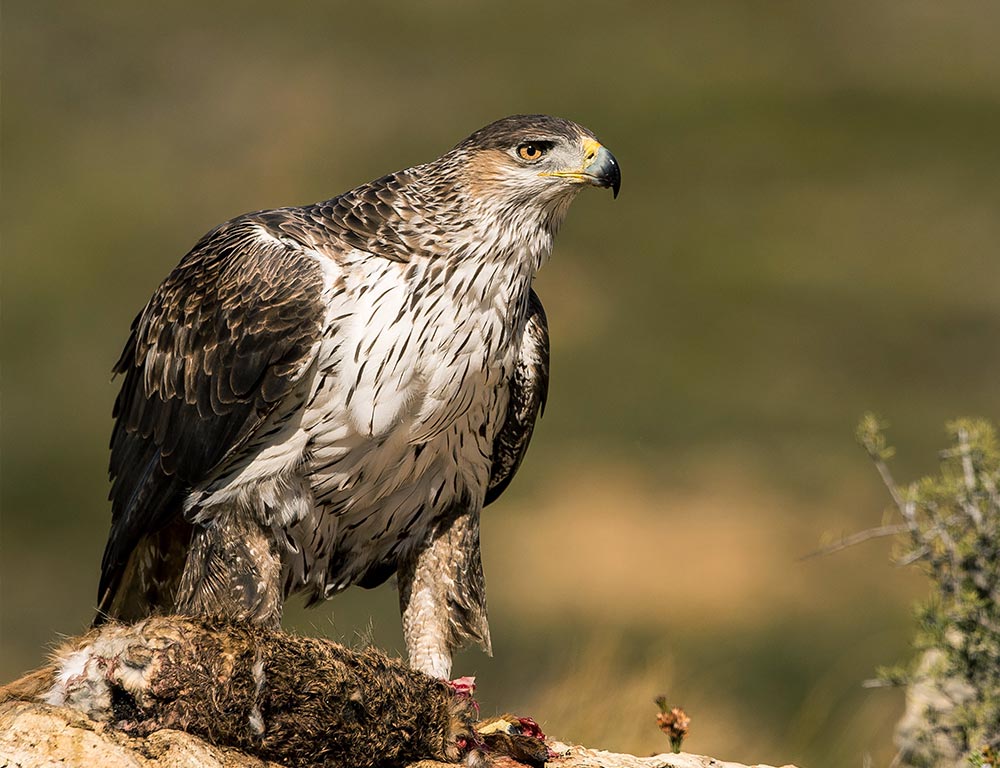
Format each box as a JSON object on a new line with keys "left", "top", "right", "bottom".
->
{"left": 581, "top": 138, "right": 603, "bottom": 169}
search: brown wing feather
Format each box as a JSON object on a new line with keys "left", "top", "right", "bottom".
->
{"left": 97, "top": 213, "right": 327, "bottom": 621}
{"left": 485, "top": 288, "right": 549, "bottom": 506}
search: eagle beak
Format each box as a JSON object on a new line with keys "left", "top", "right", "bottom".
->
{"left": 582, "top": 139, "right": 621, "bottom": 199}
{"left": 540, "top": 138, "right": 622, "bottom": 198}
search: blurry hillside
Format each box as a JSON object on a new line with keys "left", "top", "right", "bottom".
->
{"left": 2, "top": 3, "right": 998, "bottom": 767}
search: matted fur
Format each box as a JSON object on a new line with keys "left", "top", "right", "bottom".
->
{"left": 17, "top": 617, "right": 477, "bottom": 768}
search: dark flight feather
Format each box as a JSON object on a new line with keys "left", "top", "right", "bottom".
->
{"left": 485, "top": 289, "right": 549, "bottom": 506}
{"left": 97, "top": 215, "right": 327, "bottom": 620}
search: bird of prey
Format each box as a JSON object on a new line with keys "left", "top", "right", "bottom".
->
{"left": 96, "top": 114, "right": 620, "bottom": 678}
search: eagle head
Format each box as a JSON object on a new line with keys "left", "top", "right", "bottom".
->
{"left": 441, "top": 115, "right": 620, "bottom": 230}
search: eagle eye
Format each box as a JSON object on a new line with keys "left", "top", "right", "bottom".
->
{"left": 516, "top": 142, "right": 549, "bottom": 162}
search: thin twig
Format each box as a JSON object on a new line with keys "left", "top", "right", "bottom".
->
{"left": 894, "top": 546, "right": 928, "bottom": 567}
{"left": 871, "top": 454, "right": 907, "bottom": 514}
{"left": 924, "top": 500, "right": 963, "bottom": 596}
{"left": 800, "top": 524, "right": 909, "bottom": 560}
{"left": 900, "top": 496, "right": 918, "bottom": 529}
{"left": 958, "top": 427, "right": 984, "bottom": 529}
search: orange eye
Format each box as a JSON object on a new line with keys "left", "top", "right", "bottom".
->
{"left": 517, "top": 143, "right": 545, "bottom": 162}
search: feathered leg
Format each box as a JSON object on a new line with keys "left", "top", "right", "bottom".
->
{"left": 174, "top": 509, "right": 284, "bottom": 626}
{"left": 398, "top": 508, "right": 491, "bottom": 678}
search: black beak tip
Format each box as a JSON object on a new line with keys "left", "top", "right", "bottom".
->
{"left": 585, "top": 145, "right": 621, "bottom": 198}
{"left": 610, "top": 162, "right": 621, "bottom": 199}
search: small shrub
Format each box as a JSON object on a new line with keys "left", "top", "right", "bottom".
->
{"left": 858, "top": 416, "right": 1000, "bottom": 767}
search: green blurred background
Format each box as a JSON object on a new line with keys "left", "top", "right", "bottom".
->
{"left": 3, "top": 2, "right": 999, "bottom": 765}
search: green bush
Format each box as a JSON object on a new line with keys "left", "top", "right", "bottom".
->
{"left": 858, "top": 416, "right": 1000, "bottom": 767}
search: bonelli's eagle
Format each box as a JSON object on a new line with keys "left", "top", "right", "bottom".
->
{"left": 97, "top": 115, "right": 620, "bottom": 677}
